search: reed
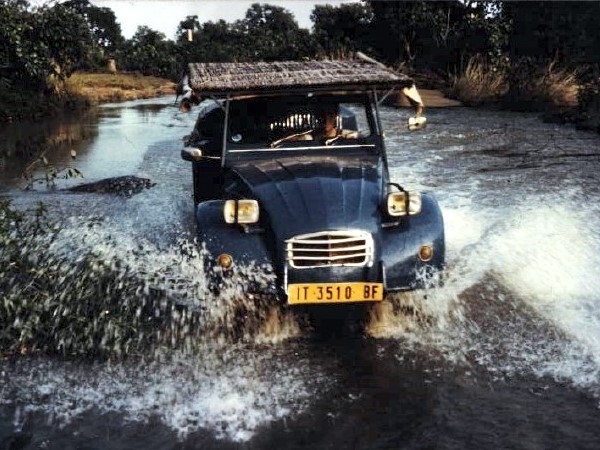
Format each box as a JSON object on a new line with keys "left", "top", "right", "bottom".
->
{"left": 505, "top": 58, "right": 580, "bottom": 111}
{"left": 538, "top": 60, "right": 580, "bottom": 108}
{"left": 448, "top": 57, "right": 508, "bottom": 106}
{"left": 64, "top": 72, "right": 175, "bottom": 104}
{"left": 449, "top": 56, "right": 581, "bottom": 110}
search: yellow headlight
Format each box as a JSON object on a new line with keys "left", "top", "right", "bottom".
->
{"left": 223, "top": 199, "right": 260, "bottom": 224}
{"left": 386, "top": 191, "right": 422, "bottom": 216}
{"left": 387, "top": 192, "right": 407, "bottom": 216}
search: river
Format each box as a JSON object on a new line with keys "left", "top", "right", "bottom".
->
{"left": 1, "top": 97, "right": 600, "bottom": 449}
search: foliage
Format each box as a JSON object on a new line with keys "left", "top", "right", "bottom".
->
{"left": 0, "top": 0, "right": 94, "bottom": 87}
{"left": 311, "top": 3, "right": 374, "bottom": 57}
{"left": 62, "top": 0, "right": 124, "bottom": 70}
{"left": 175, "top": 3, "right": 317, "bottom": 65}
{"left": 118, "top": 26, "right": 179, "bottom": 79}
{"left": 0, "top": 201, "right": 144, "bottom": 357}
{"left": 21, "top": 151, "right": 84, "bottom": 190}
{"left": 367, "top": 1, "right": 510, "bottom": 74}
{"left": 368, "top": 0, "right": 459, "bottom": 67}
{"left": 504, "top": 2, "right": 600, "bottom": 65}
{"left": 63, "top": 0, "right": 124, "bottom": 55}
{"left": 238, "top": 3, "right": 315, "bottom": 61}
{"left": 176, "top": 18, "right": 246, "bottom": 63}
{"left": 576, "top": 76, "right": 600, "bottom": 132}
{"left": 504, "top": 58, "right": 580, "bottom": 111}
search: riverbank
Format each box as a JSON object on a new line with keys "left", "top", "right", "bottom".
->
{"left": 65, "top": 73, "right": 176, "bottom": 104}
{"left": 444, "top": 58, "right": 600, "bottom": 134}
{"left": 0, "top": 72, "right": 176, "bottom": 123}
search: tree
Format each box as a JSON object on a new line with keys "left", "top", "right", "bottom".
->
{"left": 63, "top": 0, "right": 124, "bottom": 70}
{"left": 175, "top": 3, "right": 316, "bottom": 64}
{"left": 311, "top": 3, "right": 374, "bottom": 57}
{"left": 504, "top": 1, "right": 600, "bottom": 65}
{"left": 0, "top": 0, "right": 94, "bottom": 87}
{"left": 119, "top": 26, "right": 178, "bottom": 79}
{"left": 367, "top": 0, "right": 509, "bottom": 73}
{"left": 177, "top": 18, "right": 246, "bottom": 63}
{"left": 238, "top": 3, "right": 315, "bottom": 61}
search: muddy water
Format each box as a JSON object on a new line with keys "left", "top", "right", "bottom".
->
{"left": 2, "top": 98, "right": 600, "bottom": 449}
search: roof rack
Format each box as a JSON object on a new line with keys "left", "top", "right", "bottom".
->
{"left": 187, "top": 60, "right": 413, "bottom": 97}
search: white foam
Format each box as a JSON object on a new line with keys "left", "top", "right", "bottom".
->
{"left": 368, "top": 192, "right": 600, "bottom": 397}
{"left": 485, "top": 202, "right": 600, "bottom": 389}
{"left": 2, "top": 348, "right": 322, "bottom": 442}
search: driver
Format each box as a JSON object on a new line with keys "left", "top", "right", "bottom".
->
{"left": 270, "top": 107, "right": 357, "bottom": 147}
{"left": 314, "top": 108, "right": 359, "bottom": 144}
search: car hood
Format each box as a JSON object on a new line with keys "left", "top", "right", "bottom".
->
{"left": 229, "top": 155, "right": 383, "bottom": 240}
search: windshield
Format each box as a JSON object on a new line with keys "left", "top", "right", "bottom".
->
{"left": 225, "top": 94, "right": 375, "bottom": 151}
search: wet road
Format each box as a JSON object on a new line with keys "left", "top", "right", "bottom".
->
{"left": 1, "top": 98, "right": 600, "bottom": 449}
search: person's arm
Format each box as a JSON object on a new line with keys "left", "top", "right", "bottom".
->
{"left": 270, "top": 129, "right": 313, "bottom": 148}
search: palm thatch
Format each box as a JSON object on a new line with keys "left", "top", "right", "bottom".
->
{"left": 187, "top": 60, "right": 413, "bottom": 95}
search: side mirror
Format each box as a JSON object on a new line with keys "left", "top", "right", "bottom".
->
{"left": 181, "top": 146, "right": 204, "bottom": 162}
{"left": 181, "top": 146, "right": 220, "bottom": 162}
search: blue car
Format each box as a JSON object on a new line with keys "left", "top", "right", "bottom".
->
{"left": 181, "top": 60, "right": 444, "bottom": 307}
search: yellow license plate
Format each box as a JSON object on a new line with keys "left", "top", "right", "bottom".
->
{"left": 287, "top": 282, "right": 384, "bottom": 305}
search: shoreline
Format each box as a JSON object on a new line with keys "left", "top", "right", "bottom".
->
{"left": 66, "top": 72, "right": 176, "bottom": 105}
{"left": 0, "top": 72, "right": 176, "bottom": 123}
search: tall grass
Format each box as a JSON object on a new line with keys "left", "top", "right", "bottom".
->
{"left": 538, "top": 60, "right": 580, "bottom": 107}
{"left": 506, "top": 58, "right": 580, "bottom": 110}
{"left": 64, "top": 72, "right": 175, "bottom": 104}
{"left": 449, "top": 56, "right": 581, "bottom": 110}
{"left": 448, "top": 57, "right": 508, "bottom": 106}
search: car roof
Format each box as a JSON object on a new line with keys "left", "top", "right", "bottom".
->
{"left": 187, "top": 60, "right": 413, "bottom": 97}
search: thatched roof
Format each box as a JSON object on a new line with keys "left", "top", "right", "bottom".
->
{"left": 187, "top": 60, "right": 413, "bottom": 96}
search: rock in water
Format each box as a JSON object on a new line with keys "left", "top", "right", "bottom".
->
{"left": 66, "top": 176, "right": 156, "bottom": 197}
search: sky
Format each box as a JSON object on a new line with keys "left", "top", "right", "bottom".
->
{"left": 92, "top": 0, "right": 358, "bottom": 40}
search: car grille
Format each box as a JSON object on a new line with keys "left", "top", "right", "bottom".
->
{"left": 286, "top": 230, "right": 374, "bottom": 269}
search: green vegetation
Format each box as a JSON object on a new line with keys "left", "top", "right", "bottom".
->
{"left": 0, "top": 201, "right": 277, "bottom": 358}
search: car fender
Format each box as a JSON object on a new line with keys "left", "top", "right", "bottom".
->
{"left": 380, "top": 193, "right": 445, "bottom": 290}
{"left": 195, "top": 200, "right": 271, "bottom": 267}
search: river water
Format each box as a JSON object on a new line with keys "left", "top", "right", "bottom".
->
{"left": 1, "top": 97, "right": 600, "bottom": 449}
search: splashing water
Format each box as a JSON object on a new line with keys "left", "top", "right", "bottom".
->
{"left": 1, "top": 205, "right": 310, "bottom": 441}
{"left": 0, "top": 206, "right": 299, "bottom": 358}
{"left": 366, "top": 187, "right": 600, "bottom": 398}
{"left": 1, "top": 345, "right": 324, "bottom": 442}
{"left": 3, "top": 105, "right": 600, "bottom": 443}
